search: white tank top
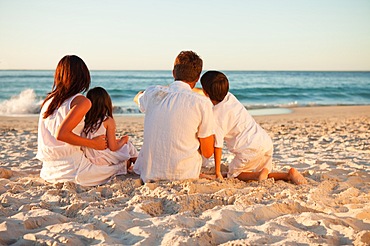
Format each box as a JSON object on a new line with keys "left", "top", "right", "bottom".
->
{"left": 36, "top": 94, "right": 85, "bottom": 183}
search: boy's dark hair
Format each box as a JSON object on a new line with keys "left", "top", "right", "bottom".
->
{"left": 173, "top": 51, "right": 203, "bottom": 83}
{"left": 200, "top": 71, "right": 229, "bottom": 102}
{"left": 83, "top": 87, "right": 113, "bottom": 134}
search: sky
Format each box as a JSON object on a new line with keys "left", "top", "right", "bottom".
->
{"left": 0, "top": 0, "right": 370, "bottom": 71}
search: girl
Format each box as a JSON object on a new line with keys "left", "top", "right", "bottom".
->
{"left": 36, "top": 55, "right": 125, "bottom": 186}
{"left": 82, "top": 87, "right": 138, "bottom": 173}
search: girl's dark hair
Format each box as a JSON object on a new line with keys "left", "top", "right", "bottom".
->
{"left": 42, "top": 55, "right": 91, "bottom": 119}
{"left": 200, "top": 71, "right": 229, "bottom": 102}
{"left": 173, "top": 51, "right": 203, "bottom": 82}
{"left": 83, "top": 87, "right": 113, "bottom": 134}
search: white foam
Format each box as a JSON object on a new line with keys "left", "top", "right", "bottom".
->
{"left": 0, "top": 89, "right": 41, "bottom": 115}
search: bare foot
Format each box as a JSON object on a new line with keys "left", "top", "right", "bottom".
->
{"left": 127, "top": 164, "right": 134, "bottom": 174}
{"left": 288, "top": 168, "right": 307, "bottom": 185}
{"left": 0, "top": 167, "right": 13, "bottom": 179}
{"left": 127, "top": 157, "right": 137, "bottom": 173}
{"left": 258, "top": 168, "right": 269, "bottom": 181}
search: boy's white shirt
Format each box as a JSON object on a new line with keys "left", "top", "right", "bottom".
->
{"left": 213, "top": 92, "right": 273, "bottom": 158}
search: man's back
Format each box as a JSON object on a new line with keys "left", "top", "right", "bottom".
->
{"left": 133, "top": 81, "right": 214, "bottom": 182}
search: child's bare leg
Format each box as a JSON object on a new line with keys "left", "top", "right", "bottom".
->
{"left": 237, "top": 168, "right": 268, "bottom": 182}
{"left": 287, "top": 168, "right": 307, "bottom": 185}
{"left": 268, "top": 168, "right": 307, "bottom": 185}
{"left": 268, "top": 172, "right": 289, "bottom": 181}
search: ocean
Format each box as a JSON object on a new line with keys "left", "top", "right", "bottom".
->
{"left": 0, "top": 70, "right": 369, "bottom": 116}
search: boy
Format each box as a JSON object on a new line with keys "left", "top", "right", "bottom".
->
{"left": 200, "top": 71, "right": 307, "bottom": 185}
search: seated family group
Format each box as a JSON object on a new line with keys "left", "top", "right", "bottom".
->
{"left": 36, "top": 51, "right": 307, "bottom": 187}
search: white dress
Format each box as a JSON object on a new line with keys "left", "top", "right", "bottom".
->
{"left": 36, "top": 94, "right": 124, "bottom": 186}
{"left": 133, "top": 81, "right": 215, "bottom": 182}
{"left": 82, "top": 120, "right": 138, "bottom": 174}
{"left": 213, "top": 92, "right": 273, "bottom": 177}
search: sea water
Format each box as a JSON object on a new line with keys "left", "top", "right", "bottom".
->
{"left": 0, "top": 70, "right": 369, "bottom": 116}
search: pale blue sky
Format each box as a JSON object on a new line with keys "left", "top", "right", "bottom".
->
{"left": 1, "top": 0, "right": 369, "bottom": 70}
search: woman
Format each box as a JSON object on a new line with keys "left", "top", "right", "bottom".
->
{"left": 36, "top": 55, "right": 124, "bottom": 186}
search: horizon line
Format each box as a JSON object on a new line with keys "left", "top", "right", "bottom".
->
{"left": 1, "top": 69, "right": 370, "bottom": 72}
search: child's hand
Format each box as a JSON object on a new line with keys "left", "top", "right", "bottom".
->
{"left": 133, "top": 91, "right": 144, "bottom": 104}
{"left": 119, "top": 135, "right": 129, "bottom": 145}
{"left": 216, "top": 172, "right": 224, "bottom": 180}
{"left": 199, "top": 173, "right": 224, "bottom": 181}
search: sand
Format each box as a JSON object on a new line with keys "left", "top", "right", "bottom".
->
{"left": 0, "top": 105, "right": 369, "bottom": 245}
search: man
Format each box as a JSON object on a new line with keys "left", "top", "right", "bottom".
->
{"left": 133, "top": 51, "right": 215, "bottom": 183}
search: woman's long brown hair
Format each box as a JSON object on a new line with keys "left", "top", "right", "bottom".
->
{"left": 83, "top": 87, "right": 113, "bottom": 134}
{"left": 42, "top": 55, "right": 91, "bottom": 119}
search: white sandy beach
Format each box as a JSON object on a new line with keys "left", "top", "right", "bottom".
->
{"left": 0, "top": 105, "right": 369, "bottom": 245}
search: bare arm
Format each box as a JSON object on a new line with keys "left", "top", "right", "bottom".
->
{"left": 199, "top": 135, "right": 215, "bottom": 158}
{"left": 104, "top": 116, "right": 128, "bottom": 151}
{"left": 56, "top": 96, "right": 107, "bottom": 150}
{"left": 214, "top": 147, "right": 223, "bottom": 179}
